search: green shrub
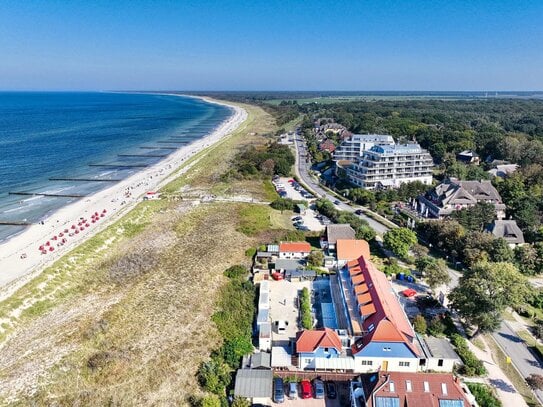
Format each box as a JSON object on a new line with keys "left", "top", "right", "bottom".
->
{"left": 466, "top": 383, "right": 502, "bottom": 407}
{"left": 244, "top": 247, "right": 257, "bottom": 258}
{"left": 300, "top": 287, "right": 313, "bottom": 329}
{"left": 450, "top": 334, "right": 487, "bottom": 376}
{"left": 197, "top": 356, "right": 232, "bottom": 395}
{"left": 427, "top": 317, "right": 446, "bottom": 337}
{"left": 224, "top": 265, "right": 248, "bottom": 279}
{"left": 413, "top": 315, "right": 427, "bottom": 334}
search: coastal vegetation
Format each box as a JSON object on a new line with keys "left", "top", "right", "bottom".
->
{"left": 0, "top": 101, "right": 294, "bottom": 405}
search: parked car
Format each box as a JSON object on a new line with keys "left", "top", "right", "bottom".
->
{"left": 292, "top": 216, "right": 302, "bottom": 221}
{"left": 326, "top": 381, "right": 337, "bottom": 399}
{"left": 288, "top": 382, "right": 298, "bottom": 399}
{"left": 334, "top": 200, "right": 341, "bottom": 205}
{"left": 299, "top": 226, "right": 310, "bottom": 231}
{"left": 355, "top": 209, "right": 363, "bottom": 215}
{"left": 313, "top": 379, "right": 325, "bottom": 399}
{"left": 273, "top": 377, "right": 285, "bottom": 403}
{"left": 300, "top": 380, "right": 312, "bottom": 399}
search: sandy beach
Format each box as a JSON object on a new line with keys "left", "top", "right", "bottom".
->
{"left": 0, "top": 96, "right": 247, "bottom": 300}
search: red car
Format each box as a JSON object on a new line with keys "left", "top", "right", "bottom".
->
{"left": 300, "top": 380, "right": 312, "bottom": 399}
{"left": 272, "top": 272, "right": 284, "bottom": 281}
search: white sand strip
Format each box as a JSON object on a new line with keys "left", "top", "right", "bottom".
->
{"left": 0, "top": 96, "right": 247, "bottom": 300}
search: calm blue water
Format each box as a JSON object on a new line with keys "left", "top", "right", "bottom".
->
{"left": 0, "top": 92, "right": 232, "bottom": 242}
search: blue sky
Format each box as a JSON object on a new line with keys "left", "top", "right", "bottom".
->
{"left": 0, "top": 0, "right": 542, "bottom": 91}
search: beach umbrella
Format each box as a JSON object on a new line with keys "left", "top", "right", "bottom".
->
{"left": 45, "top": 241, "right": 50, "bottom": 246}
{"left": 80, "top": 227, "right": 85, "bottom": 231}
{"left": 64, "top": 229, "right": 69, "bottom": 233}
{"left": 41, "top": 250, "right": 47, "bottom": 255}
{"left": 62, "top": 238, "right": 67, "bottom": 243}
{"left": 52, "top": 236, "right": 57, "bottom": 240}
{"left": 75, "top": 229, "right": 79, "bottom": 234}
{"left": 91, "top": 220, "right": 95, "bottom": 223}
{"left": 59, "top": 232, "right": 64, "bottom": 237}
{"left": 39, "top": 245, "right": 44, "bottom": 251}
{"left": 49, "top": 247, "right": 54, "bottom": 252}
{"left": 71, "top": 225, "right": 76, "bottom": 229}
{"left": 85, "top": 223, "right": 90, "bottom": 227}
{"left": 100, "top": 213, "right": 105, "bottom": 217}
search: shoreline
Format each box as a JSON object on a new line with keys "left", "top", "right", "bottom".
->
{"left": 0, "top": 95, "right": 247, "bottom": 300}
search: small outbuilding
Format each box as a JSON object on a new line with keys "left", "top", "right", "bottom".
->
{"left": 233, "top": 369, "right": 273, "bottom": 403}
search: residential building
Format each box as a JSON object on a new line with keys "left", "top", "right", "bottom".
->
{"left": 278, "top": 241, "right": 311, "bottom": 259}
{"left": 486, "top": 219, "right": 525, "bottom": 247}
{"left": 322, "top": 224, "right": 356, "bottom": 251}
{"left": 336, "top": 239, "right": 371, "bottom": 269}
{"left": 347, "top": 144, "right": 434, "bottom": 189}
{"left": 345, "top": 257, "right": 421, "bottom": 372}
{"left": 296, "top": 328, "right": 344, "bottom": 369}
{"left": 417, "top": 335, "right": 462, "bottom": 373}
{"left": 488, "top": 163, "right": 518, "bottom": 178}
{"left": 351, "top": 371, "right": 475, "bottom": 407}
{"left": 334, "top": 134, "right": 395, "bottom": 163}
{"left": 319, "top": 139, "right": 336, "bottom": 153}
{"left": 456, "top": 150, "right": 480, "bottom": 165}
{"left": 418, "top": 178, "right": 506, "bottom": 219}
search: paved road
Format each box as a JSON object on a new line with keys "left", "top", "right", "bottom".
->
{"left": 293, "top": 136, "right": 389, "bottom": 236}
{"left": 492, "top": 321, "right": 543, "bottom": 403}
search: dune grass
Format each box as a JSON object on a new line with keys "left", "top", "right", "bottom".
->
{"left": 0, "top": 101, "right": 282, "bottom": 405}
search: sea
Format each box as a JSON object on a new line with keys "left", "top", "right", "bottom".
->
{"left": 0, "top": 92, "right": 232, "bottom": 243}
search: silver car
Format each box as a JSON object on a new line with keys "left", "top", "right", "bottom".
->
{"left": 288, "top": 381, "right": 298, "bottom": 399}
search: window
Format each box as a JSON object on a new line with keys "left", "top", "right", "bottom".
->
{"left": 324, "top": 348, "right": 329, "bottom": 352}
{"left": 361, "top": 360, "right": 373, "bottom": 366}
{"left": 389, "top": 382, "right": 395, "bottom": 392}
{"left": 368, "top": 323, "right": 375, "bottom": 332}
{"left": 399, "top": 361, "right": 410, "bottom": 367}
{"left": 423, "top": 381, "right": 430, "bottom": 392}
{"left": 438, "top": 359, "right": 444, "bottom": 367}
{"left": 382, "top": 347, "right": 391, "bottom": 352}
{"left": 441, "top": 383, "right": 448, "bottom": 395}
{"left": 305, "top": 359, "right": 312, "bottom": 364}
{"left": 406, "top": 381, "right": 412, "bottom": 392}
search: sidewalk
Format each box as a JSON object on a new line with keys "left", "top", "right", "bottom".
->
{"left": 466, "top": 336, "right": 528, "bottom": 406}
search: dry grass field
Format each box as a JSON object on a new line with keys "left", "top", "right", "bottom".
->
{"left": 0, "top": 102, "right": 291, "bottom": 405}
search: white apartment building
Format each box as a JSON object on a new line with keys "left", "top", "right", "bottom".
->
{"left": 333, "top": 134, "right": 395, "bottom": 162}
{"left": 348, "top": 143, "right": 433, "bottom": 189}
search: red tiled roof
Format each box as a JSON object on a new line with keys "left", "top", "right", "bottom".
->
{"left": 349, "top": 265, "right": 363, "bottom": 276}
{"left": 354, "top": 283, "right": 369, "bottom": 294}
{"left": 279, "top": 241, "right": 311, "bottom": 253}
{"left": 337, "top": 239, "right": 370, "bottom": 261}
{"left": 357, "top": 293, "right": 372, "bottom": 305}
{"left": 351, "top": 274, "right": 366, "bottom": 286}
{"left": 348, "top": 256, "right": 419, "bottom": 357}
{"left": 367, "top": 372, "right": 470, "bottom": 407}
{"left": 296, "top": 328, "right": 342, "bottom": 353}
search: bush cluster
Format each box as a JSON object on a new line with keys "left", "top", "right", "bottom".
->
{"left": 315, "top": 198, "right": 376, "bottom": 241}
{"left": 466, "top": 383, "right": 502, "bottom": 407}
{"left": 300, "top": 287, "right": 312, "bottom": 329}
{"left": 450, "top": 334, "right": 487, "bottom": 376}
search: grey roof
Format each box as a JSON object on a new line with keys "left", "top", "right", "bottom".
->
{"left": 259, "top": 322, "right": 271, "bottom": 338}
{"left": 257, "top": 308, "right": 269, "bottom": 324}
{"left": 286, "top": 269, "right": 317, "bottom": 279}
{"left": 326, "top": 224, "right": 356, "bottom": 244}
{"left": 487, "top": 220, "right": 525, "bottom": 244}
{"left": 234, "top": 369, "right": 273, "bottom": 398}
{"left": 420, "top": 335, "right": 461, "bottom": 360}
{"left": 250, "top": 352, "right": 271, "bottom": 369}
{"left": 274, "top": 259, "right": 304, "bottom": 272}
{"left": 427, "top": 179, "right": 504, "bottom": 215}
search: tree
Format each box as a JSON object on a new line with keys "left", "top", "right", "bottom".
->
{"left": 231, "top": 397, "right": 251, "bottom": 407}
{"left": 307, "top": 250, "right": 324, "bottom": 267}
{"left": 260, "top": 158, "right": 275, "bottom": 176}
{"left": 383, "top": 228, "right": 417, "bottom": 258}
{"left": 526, "top": 374, "right": 543, "bottom": 391}
{"left": 515, "top": 244, "right": 538, "bottom": 275}
{"left": 449, "top": 262, "right": 529, "bottom": 335}
{"left": 413, "top": 314, "right": 427, "bottom": 334}
{"left": 200, "top": 395, "right": 221, "bottom": 407}
{"left": 412, "top": 243, "right": 429, "bottom": 259}
{"left": 452, "top": 202, "right": 496, "bottom": 231}
{"left": 416, "top": 257, "right": 451, "bottom": 290}
{"left": 197, "top": 357, "right": 232, "bottom": 395}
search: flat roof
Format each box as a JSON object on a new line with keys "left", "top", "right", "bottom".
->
{"left": 420, "top": 335, "right": 461, "bottom": 360}
{"left": 271, "top": 346, "right": 292, "bottom": 367}
{"left": 234, "top": 369, "right": 273, "bottom": 398}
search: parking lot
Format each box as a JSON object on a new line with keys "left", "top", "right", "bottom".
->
{"left": 269, "top": 380, "right": 349, "bottom": 406}
{"left": 268, "top": 279, "right": 311, "bottom": 342}
{"left": 273, "top": 177, "right": 324, "bottom": 232}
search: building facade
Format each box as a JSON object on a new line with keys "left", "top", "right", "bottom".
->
{"left": 334, "top": 134, "right": 396, "bottom": 163}
{"left": 347, "top": 144, "right": 434, "bottom": 189}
